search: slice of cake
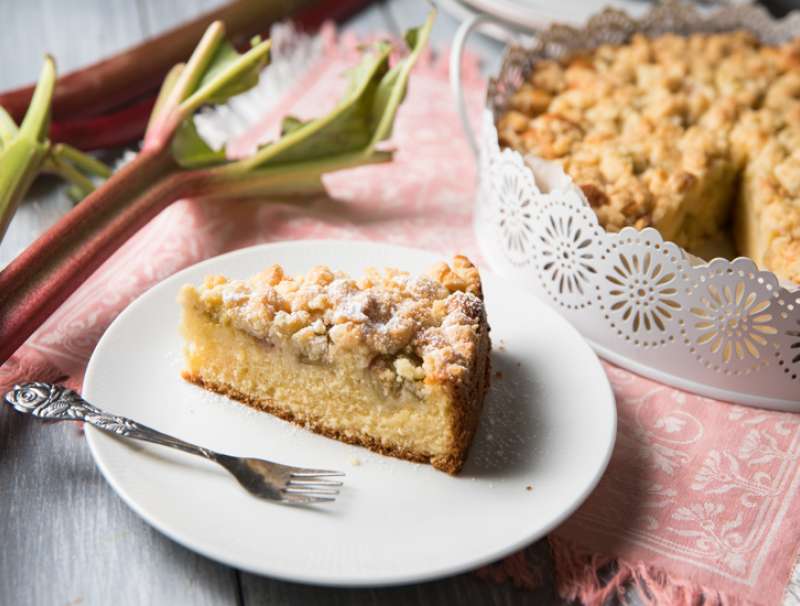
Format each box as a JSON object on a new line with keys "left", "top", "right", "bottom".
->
{"left": 179, "top": 256, "right": 491, "bottom": 474}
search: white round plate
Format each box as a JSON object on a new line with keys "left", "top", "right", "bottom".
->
{"left": 83, "top": 240, "right": 616, "bottom": 586}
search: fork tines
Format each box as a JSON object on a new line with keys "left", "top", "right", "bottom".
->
{"left": 282, "top": 469, "right": 344, "bottom": 504}
{"left": 289, "top": 469, "right": 345, "bottom": 477}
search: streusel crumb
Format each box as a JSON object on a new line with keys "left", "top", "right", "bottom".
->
{"left": 181, "top": 257, "right": 487, "bottom": 382}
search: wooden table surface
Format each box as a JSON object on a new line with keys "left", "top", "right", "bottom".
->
{"left": 10, "top": 1, "right": 788, "bottom": 603}
{"left": 8, "top": 2, "right": 788, "bottom": 603}
{"left": 0, "top": 2, "right": 562, "bottom": 605}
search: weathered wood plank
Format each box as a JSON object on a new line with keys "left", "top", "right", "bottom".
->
{"left": 240, "top": 541, "right": 559, "bottom": 606}
{"left": 0, "top": 411, "right": 238, "bottom": 606}
{"left": 0, "top": 2, "right": 238, "bottom": 605}
{"left": 2, "top": 0, "right": 152, "bottom": 90}
{"left": 135, "top": 0, "right": 226, "bottom": 36}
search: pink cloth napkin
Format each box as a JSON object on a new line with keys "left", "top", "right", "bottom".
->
{"left": 3, "top": 27, "right": 800, "bottom": 606}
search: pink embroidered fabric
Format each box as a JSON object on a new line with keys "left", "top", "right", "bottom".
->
{"left": 2, "top": 27, "right": 799, "bottom": 606}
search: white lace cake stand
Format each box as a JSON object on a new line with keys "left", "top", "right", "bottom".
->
{"left": 450, "top": 4, "right": 800, "bottom": 411}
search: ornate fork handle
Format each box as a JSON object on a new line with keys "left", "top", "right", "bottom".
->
{"left": 5, "top": 382, "right": 214, "bottom": 459}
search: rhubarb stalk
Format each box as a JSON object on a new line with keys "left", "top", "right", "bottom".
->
{"left": 0, "top": 59, "right": 53, "bottom": 240}
{"left": 0, "top": 0, "right": 313, "bottom": 122}
{"left": 0, "top": 0, "right": 373, "bottom": 151}
{"left": 0, "top": 58, "right": 110, "bottom": 240}
{"left": 0, "top": 11, "right": 436, "bottom": 365}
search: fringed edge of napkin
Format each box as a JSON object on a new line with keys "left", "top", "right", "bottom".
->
{"left": 549, "top": 536, "right": 736, "bottom": 606}
{"left": 476, "top": 537, "right": 750, "bottom": 606}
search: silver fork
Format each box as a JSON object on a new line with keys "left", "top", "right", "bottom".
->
{"left": 4, "top": 382, "right": 343, "bottom": 505}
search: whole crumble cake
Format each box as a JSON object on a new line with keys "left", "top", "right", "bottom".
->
{"left": 498, "top": 31, "right": 800, "bottom": 283}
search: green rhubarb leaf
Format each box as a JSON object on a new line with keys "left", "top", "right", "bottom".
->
{"left": 195, "top": 40, "right": 267, "bottom": 105}
{"left": 280, "top": 115, "right": 307, "bottom": 137}
{"left": 145, "top": 22, "right": 270, "bottom": 149}
{"left": 0, "top": 56, "right": 55, "bottom": 239}
{"left": 180, "top": 38, "right": 270, "bottom": 114}
{"left": 171, "top": 118, "right": 226, "bottom": 168}
{"left": 368, "top": 14, "right": 434, "bottom": 146}
{"left": 243, "top": 42, "right": 391, "bottom": 169}
{"left": 170, "top": 35, "right": 270, "bottom": 168}
{"left": 176, "top": 10, "right": 435, "bottom": 200}
{"left": 241, "top": 9, "right": 435, "bottom": 171}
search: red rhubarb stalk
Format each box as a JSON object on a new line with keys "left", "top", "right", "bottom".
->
{"left": 0, "top": 0, "right": 315, "bottom": 122}
{"left": 49, "top": 98, "right": 155, "bottom": 151}
{"left": 0, "top": 0, "right": 372, "bottom": 151}
{"left": 0, "top": 149, "right": 185, "bottom": 361}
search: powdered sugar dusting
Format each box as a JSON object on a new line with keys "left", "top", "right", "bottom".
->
{"left": 186, "top": 257, "right": 487, "bottom": 380}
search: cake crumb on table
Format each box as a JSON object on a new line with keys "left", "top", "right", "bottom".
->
{"left": 350, "top": 457, "right": 362, "bottom": 466}
{"left": 526, "top": 485, "right": 533, "bottom": 492}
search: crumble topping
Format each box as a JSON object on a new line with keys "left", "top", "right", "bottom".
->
{"left": 180, "top": 256, "right": 487, "bottom": 384}
{"left": 498, "top": 31, "right": 800, "bottom": 281}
